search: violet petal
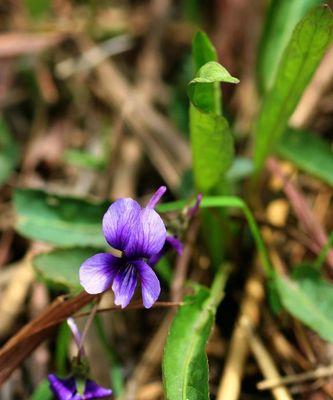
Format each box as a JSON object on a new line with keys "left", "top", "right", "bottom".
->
{"left": 80, "top": 253, "right": 121, "bottom": 294}
{"left": 125, "top": 208, "right": 166, "bottom": 259}
{"left": 83, "top": 379, "right": 112, "bottom": 399}
{"left": 112, "top": 263, "right": 137, "bottom": 308}
{"left": 102, "top": 198, "right": 141, "bottom": 251}
{"left": 133, "top": 260, "right": 161, "bottom": 308}
{"left": 48, "top": 374, "right": 77, "bottom": 400}
{"left": 67, "top": 318, "right": 82, "bottom": 350}
{"left": 165, "top": 236, "right": 183, "bottom": 255}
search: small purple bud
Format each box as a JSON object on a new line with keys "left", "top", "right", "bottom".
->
{"left": 67, "top": 318, "right": 85, "bottom": 358}
{"left": 187, "top": 193, "right": 202, "bottom": 218}
{"left": 146, "top": 186, "right": 167, "bottom": 208}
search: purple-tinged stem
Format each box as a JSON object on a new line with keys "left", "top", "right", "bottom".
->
{"left": 187, "top": 193, "right": 203, "bottom": 218}
{"left": 77, "top": 299, "right": 100, "bottom": 360}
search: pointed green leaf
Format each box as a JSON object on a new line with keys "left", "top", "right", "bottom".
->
{"left": 189, "top": 34, "right": 238, "bottom": 192}
{"left": 163, "top": 265, "right": 230, "bottom": 400}
{"left": 254, "top": 5, "right": 333, "bottom": 171}
{"left": 192, "top": 31, "right": 217, "bottom": 72}
{"left": 258, "top": 0, "right": 323, "bottom": 92}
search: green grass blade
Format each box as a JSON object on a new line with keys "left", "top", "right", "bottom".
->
{"left": 258, "top": 0, "right": 323, "bottom": 92}
{"left": 254, "top": 5, "right": 333, "bottom": 172}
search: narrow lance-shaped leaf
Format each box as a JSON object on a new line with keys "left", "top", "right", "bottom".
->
{"left": 254, "top": 5, "right": 333, "bottom": 172}
{"left": 189, "top": 32, "right": 239, "bottom": 193}
{"left": 163, "top": 264, "right": 231, "bottom": 400}
{"left": 258, "top": 0, "right": 323, "bottom": 92}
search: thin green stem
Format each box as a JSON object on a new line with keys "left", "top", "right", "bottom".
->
{"left": 158, "top": 195, "right": 274, "bottom": 277}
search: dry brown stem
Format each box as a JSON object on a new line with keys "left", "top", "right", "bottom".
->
{"left": 258, "top": 364, "right": 333, "bottom": 391}
{"left": 245, "top": 321, "right": 293, "bottom": 400}
{"left": 217, "top": 272, "right": 264, "bottom": 400}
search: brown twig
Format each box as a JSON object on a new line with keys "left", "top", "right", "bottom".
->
{"left": 82, "top": 40, "right": 191, "bottom": 190}
{"left": 258, "top": 364, "right": 333, "bottom": 391}
{"left": 74, "top": 301, "right": 183, "bottom": 319}
{"left": 0, "top": 292, "right": 96, "bottom": 386}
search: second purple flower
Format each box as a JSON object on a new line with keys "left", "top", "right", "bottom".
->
{"left": 80, "top": 187, "right": 168, "bottom": 309}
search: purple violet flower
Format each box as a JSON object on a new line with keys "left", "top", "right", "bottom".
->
{"left": 80, "top": 186, "right": 169, "bottom": 309}
{"left": 48, "top": 374, "right": 112, "bottom": 400}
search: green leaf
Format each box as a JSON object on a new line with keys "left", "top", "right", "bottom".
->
{"left": 254, "top": 5, "right": 333, "bottom": 172}
{"left": 258, "top": 0, "right": 323, "bottom": 92}
{"left": 25, "top": 0, "right": 51, "bottom": 19}
{"left": 277, "top": 128, "right": 333, "bottom": 187}
{"left": 163, "top": 265, "right": 231, "bottom": 400}
{"left": 64, "top": 149, "right": 106, "bottom": 171}
{"left": 0, "top": 118, "right": 19, "bottom": 186}
{"left": 226, "top": 157, "right": 254, "bottom": 182}
{"left": 30, "top": 380, "right": 52, "bottom": 400}
{"left": 275, "top": 265, "right": 333, "bottom": 342}
{"left": 189, "top": 62, "right": 239, "bottom": 113}
{"left": 14, "top": 188, "right": 108, "bottom": 247}
{"left": 33, "top": 247, "right": 99, "bottom": 290}
{"left": 192, "top": 31, "right": 217, "bottom": 72}
{"left": 191, "top": 62, "right": 239, "bottom": 86}
{"left": 190, "top": 105, "right": 234, "bottom": 192}
{"left": 189, "top": 36, "right": 239, "bottom": 193}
